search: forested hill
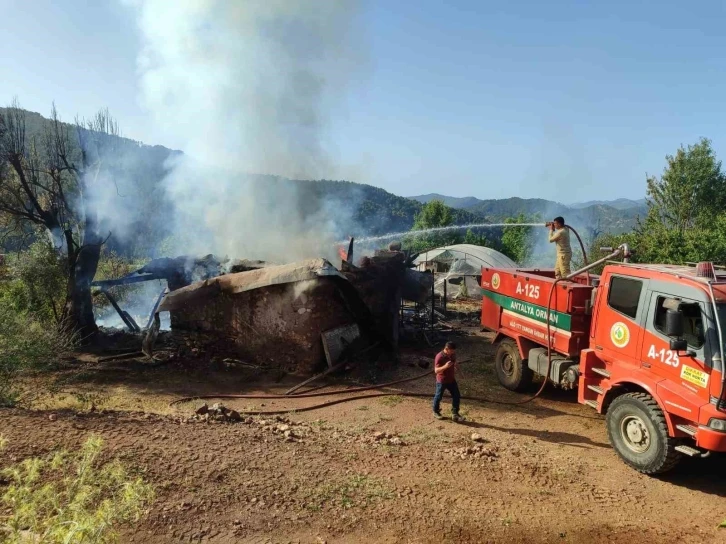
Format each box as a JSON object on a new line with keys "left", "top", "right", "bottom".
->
{"left": 0, "top": 107, "right": 182, "bottom": 255}
{"left": 0, "top": 108, "right": 483, "bottom": 255}
{"left": 0, "top": 107, "right": 181, "bottom": 165}
{"left": 2, "top": 107, "right": 639, "bottom": 258}
{"left": 292, "top": 179, "right": 482, "bottom": 236}
{"left": 410, "top": 194, "right": 646, "bottom": 234}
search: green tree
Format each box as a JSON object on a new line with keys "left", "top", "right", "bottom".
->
{"left": 644, "top": 138, "right": 726, "bottom": 235}
{"left": 500, "top": 213, "right": 533, "bottom": 264}
{"left": 403, "top": 199, "right": 461, "bottom": 251}
{"left": 0, "top": 241, "right": 67, "bottom": 324}
{"left": 412, "top": 199, "right": 452, "bottom": 230}
{"left": 463, "top": 228, "right": 491, "bottom": 247}
{"left": 0, "top": 101, "right": 121, "bottom": 337}
{"left": 634, "top": 138, "right": 726, "bottom": 264}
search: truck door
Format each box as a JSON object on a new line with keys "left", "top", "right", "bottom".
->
{"left": 641, "top": 291, "right": 711, "bottom": 413}
{"left": 593, "top": 274, "right": 648, "bottom": 366}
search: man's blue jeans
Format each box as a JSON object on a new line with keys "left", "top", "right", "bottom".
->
{"left": 432, "top": 381, "right": 460, "bottom": 415}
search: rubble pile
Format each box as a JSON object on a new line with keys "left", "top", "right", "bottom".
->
{"left": 342, "top": 247, "right": 433, "bottom": 349}
{"left": 187, "top": 408, "right": 311, "bottom": 443}
{"left": 166, "top": 332, "right": 251, "bottom": 362}
{"left": 255, "top": 417, "right": 310, "bottom": 443}
{"left": 365, "top": 431, "right": 406, "bottom": 447}
{"left": 445, "top": 439, "right": 499, "bottom": 461}
{"left": 373, "top": 431, "right": 406, "bottom": 446}
{"left": 193, "top": 403, "right": 243, "bottom": 422}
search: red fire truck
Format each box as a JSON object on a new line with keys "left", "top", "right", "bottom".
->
{"left": 480, "top": 246, "right": 726, "bottom": 474}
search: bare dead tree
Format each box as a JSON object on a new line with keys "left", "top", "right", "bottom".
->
{"left": 0, "top": 99, "right": 120, "bottom": 338}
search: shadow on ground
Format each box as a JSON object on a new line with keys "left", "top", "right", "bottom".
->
{"left": 456, "top": 419, "right": 610, "bottom": 449}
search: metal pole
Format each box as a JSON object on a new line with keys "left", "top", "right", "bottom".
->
{"left": 708, "top": 282, "right": 725, "bottom": 410}
{"left": 443, "top": 278, "right": 447, "bottom": 313}
{"left": 565, "top": 246, "right": 625, "bottom": 281}
{"left": 431, "top": 274, "right": 435, "bottom": 333}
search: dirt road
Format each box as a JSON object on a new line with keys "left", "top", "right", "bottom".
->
{"left": 1, "top": 333, "right": 725, "bottom": 543}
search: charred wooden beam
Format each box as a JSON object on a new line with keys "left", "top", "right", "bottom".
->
{"left": 101, "top": 289, "right": 140, "bottom": 332}
{"left": 346, "top": 237, "right": 354, "bottom": 263}
{"left": 285, "top": 341, "right": 380, "bottom": 395}
{"left": 142, "top": 312, "right": 160, "bottom": 358}
{"left": 146, "top": 287, "right": 168, "bottom": 330}
{"left": 92, "top": 274, "right": 166, "bottom": 288}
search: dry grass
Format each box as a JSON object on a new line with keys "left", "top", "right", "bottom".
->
{"left": 1, "top": 435, "right": 154, "bottom": 543}
{"left": 379, "top": 395, "right": 405, "bottom": 407}
{"left": 22, "top": 382, "right": 190, "bottom": 416}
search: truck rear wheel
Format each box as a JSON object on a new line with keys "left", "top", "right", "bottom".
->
{"left": 495, "top": 339, "right": 533, "bottom": 392}
{"left": 605, "top": 392, "right": 682, "bottom": 474}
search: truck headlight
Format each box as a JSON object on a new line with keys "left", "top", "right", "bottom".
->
{"left": 707, "top": 418, "right": 726, "bottom": 431}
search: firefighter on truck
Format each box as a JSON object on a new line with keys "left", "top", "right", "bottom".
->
{"left": 547, "top": 216, "right": 571, "bottom": 279}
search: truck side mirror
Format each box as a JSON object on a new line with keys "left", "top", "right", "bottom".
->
{"left": 664, "top": 308, "right": 684, "bottom": 337}
{"left": 665, "top": 307, "right": 696, "bottom": 356}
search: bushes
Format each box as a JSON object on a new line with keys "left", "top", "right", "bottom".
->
{"left": 0, "top": 241, "right": 145, "bottom": 405}
{"left": 0, "top": 242, "right": 67, "bottom": 324}
{"left": 0, "top": 243, "right": 73, "bottom": 405}
{"left": 1, "top": 435, "right": 154, "bottom": 543}
{"left": 0, "top": 301, "right": 73, "bottom": 406}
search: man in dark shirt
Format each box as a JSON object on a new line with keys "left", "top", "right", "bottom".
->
{"left": 432, "top": 341, "right": 463, "bottom": 421}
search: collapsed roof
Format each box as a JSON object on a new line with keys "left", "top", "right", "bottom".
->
{"left": 158, "top": 258, "right": 343, "bottom": 313}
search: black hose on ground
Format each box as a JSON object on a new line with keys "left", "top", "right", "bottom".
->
{"left": 170, "top": 297, "right": 562, "bottom": 414}
{"left": 192, "top": 390, "right": 555, "bottom": 416}
{"left": 170, "top": 370, "right": 435, "bottom": 405}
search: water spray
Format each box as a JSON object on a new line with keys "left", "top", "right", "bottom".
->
{"left": 340, "top": 222, "right": 544, "bottom": 245}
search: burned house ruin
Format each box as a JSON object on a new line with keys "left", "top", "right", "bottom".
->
{"left": 93, "top": 244, "right": 433, "bottom": 375}
{"left": 155, "top": 258, "right": 376, "bottom": 374}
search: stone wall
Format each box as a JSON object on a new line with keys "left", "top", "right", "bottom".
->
{"left": 170, "top": 279, "right": 356, "bottom": 375}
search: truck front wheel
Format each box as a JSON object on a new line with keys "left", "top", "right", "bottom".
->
{"left": 495, "top": 339, "right": 533, "bottom": 392}
{"left": 605, "top": 392, "right": 682, "bottom": 474}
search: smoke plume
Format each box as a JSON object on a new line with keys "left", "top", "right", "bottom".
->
{"left": 126, "top": 0, "right": 364, "bottom": 262}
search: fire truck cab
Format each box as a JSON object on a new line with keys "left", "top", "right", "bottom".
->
{"left": 481, "top": 260, "right": 726, "bottom": 474}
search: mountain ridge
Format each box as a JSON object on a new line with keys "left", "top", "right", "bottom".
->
{"left": 408, "top": 193, "right": 646, "bottom": 234}
{"left": 1, "top": 107, "right": 642, "bottom": 255}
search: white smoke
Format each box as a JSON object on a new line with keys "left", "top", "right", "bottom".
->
{"left": 125, "top": 0, "right": 364, "bottom": 262}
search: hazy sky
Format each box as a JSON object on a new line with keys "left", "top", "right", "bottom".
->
{"left": 1, "top": 0, "right": 725, "bottom": 203}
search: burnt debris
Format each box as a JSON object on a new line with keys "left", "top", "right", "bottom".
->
{"left": 94, "top": 241, "right": 435, "bottom": 375}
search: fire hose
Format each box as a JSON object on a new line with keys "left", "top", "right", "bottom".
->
{"left": 170, "top": 229, "right": 619, "bottom": 416}
{"left": 169, "top": 281, "right": 568, "bottom": 415}
{"left": 169, "top": 365, "right": 553, "bottom": 415}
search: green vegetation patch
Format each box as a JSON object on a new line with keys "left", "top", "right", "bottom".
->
{"left": 305, "top": 474, "right": 393, "bottom": 511}
{"left": 1, "top": 435, "right": 155, "bottom": 543}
